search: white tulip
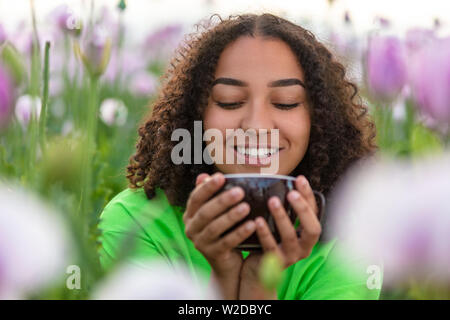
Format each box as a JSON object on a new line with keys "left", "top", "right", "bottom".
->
{"left": 0, "top": 183, "right": 73, "bottom": 299}
{"left": 99, "top": 98, "right": 128, "bottom": 126}
{"left": 14, "top": 95, "right": 42, "bottom": 128}
{"left": 92, "top": 259, "right": 221, "bottom": 300}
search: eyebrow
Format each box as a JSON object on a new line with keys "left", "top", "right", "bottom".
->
{"left": 212, "top": 77, "right": 305, "bottom": 88}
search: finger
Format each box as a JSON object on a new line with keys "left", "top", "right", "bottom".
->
{"left": 185, "top": 172, "right": 225, "bottom": 220}
{"left": 197, "top": 202, "right": 250, "bottom": 244}
{"left": 255, "top": 217, "right": 282, "bottom": 255}
{"left": 287, "top": 190, "right": 322, "bottom": 253}
{"left": 196, "top": 173, "right": 211, "bottom": 186}
{"left": 267, "top": 196, "right": 299, "bottom": 253}
{"left": 295, "top": 176, "right": 318, "bottom": 217}
{"left": 212, "top": 220, "right": 256, "bottom": 253}
{"left": 187, "top": 186, "right": 245, "bottom": 235}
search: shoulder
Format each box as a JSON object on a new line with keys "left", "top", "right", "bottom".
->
{"left": 99, "top": 187, "right": 181, "bottom": 233}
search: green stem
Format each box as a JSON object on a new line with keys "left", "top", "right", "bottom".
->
{"left": 39, "top": 41, "right": 50, "bottom": 156}
{"left": 80, "top": 75, "right": 99, "bottom": 234}
{"left": 29, "top": 0, "right": 41, "bottom": 50}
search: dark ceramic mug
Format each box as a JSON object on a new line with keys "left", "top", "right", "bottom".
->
{"left": 215, "top": 173, "right": 325, "bottom": 251}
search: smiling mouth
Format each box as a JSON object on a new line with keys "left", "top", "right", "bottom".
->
{"left": 234, "top": 145, "right": 282, "bottom": 157}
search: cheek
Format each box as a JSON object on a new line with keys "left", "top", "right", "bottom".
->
{"left": 203, "top": 104, "right": 239, "bottom": 132}
{"left": 279, "top": 112, "right": 311, "bottom": 147}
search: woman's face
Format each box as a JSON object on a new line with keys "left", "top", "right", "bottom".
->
{"left": 203, "top": 36, "right": 311, "bottom": 175}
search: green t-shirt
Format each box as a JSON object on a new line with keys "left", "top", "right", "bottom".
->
{"left": 98, "top": 187, "right": 382, "bottom": 300}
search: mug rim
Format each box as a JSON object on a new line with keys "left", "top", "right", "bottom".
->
{"left": 222, "top": 173, "right": 297, "bottom": 181}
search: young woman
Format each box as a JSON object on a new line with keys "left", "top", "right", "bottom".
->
{"left": 98, "top": 13, "right": 379, "bottom": 300}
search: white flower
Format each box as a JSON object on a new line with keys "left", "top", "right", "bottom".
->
{"left": 327, "top": 152, "right": 450, "bottom": 285}
{"left": 0, "top": 183, "right": 73, "bottom": 299}
{"left": 99, "top": 98, "right": 128, "bottom": 126}
{"left": 14, "top": 95, "right": 42, "bottom": 128}
{"left": 92, "top": 260, "right": 221, "bottom": 300}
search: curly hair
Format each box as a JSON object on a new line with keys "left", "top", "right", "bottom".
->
{"left": 126, "top": 13, "right": 377, "bottom": 217}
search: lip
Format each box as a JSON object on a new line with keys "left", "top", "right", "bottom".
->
{"left": 234, "top": 144, "right": 282, "bottom": 149}
{"left": 232, "top": 145, "right": 283, "bottom": 166}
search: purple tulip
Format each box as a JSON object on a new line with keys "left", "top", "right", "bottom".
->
{"left": 144, "top": 24, "right": 184, "bottom": 61}
{"left": 409, "top": 37, "right": 450, "bottom": 124}
{"left": 129, "top": 71, "right": 158, "bottom": 97}
{"left": 0, "top": 65, "right": 14, "bottom": 130}
{"left": 405, "top": 28, "right": 436, "bottom": 55}
{"left": 366, "top": 35, "right": 407, "bottom": 100}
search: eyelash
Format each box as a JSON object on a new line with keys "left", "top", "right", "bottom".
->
{"left": 216, "top": 102, "right": 300, "bottom": 110}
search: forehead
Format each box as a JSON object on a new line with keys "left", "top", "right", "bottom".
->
{"left": 214, "top": 36, "right": 305, "bottom": 81}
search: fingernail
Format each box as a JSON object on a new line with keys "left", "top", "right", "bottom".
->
{"left": 238, "top": 203, "right": 248, "bottom": 213}
{"left": 302, "top": 177, "right": 308, "bottom": 186}
{"left": 213, "top": 174, "right": 221, "bottom": 183}
{"left": 230, "top": 187, "right": 242, "bottom": 197}
{"left": 256, "top": 218, "right": 264, "bottom": 228}
{"left": 246, "top": 221, "right": 255, "bottom": 230}
{"left": 289, "top": 190, "right": 300, "bottom": 200}
{"left": 270, "top": 197, "right": 280, "bottom": 208}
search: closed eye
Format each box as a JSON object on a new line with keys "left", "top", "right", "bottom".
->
{"left": 215, "top": 102, "right": 301, "bottom": 110}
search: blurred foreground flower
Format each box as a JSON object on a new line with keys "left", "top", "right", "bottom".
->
{"left": 74, "top": 27, "right": 111, "bottom": 78}
{"left": 100, "top": 98, "right": 128, "bottom": 126}
{"left": 327, "top": 153, "right": 450, "bottom": 292}
{"left": 0, "top": 24, "right": 6, "bottom": 44}
{"left": 92, "top": 260, "right": 220, "bottom": 299}
{"left": 0, "top": 184, "right": 72, "bottom": 299}
{"left": 14, "top": 94, "right": 41, "bottom": 128}
{"left": 0, "top": 64, "right": 14, "bottom": 129}
{"left": 366, "top": 35, "right": 407, "bottom": 100}
{"left": 259, "top": 252, "right": 283, "bottom": 293}
{"left": 409, "top": 37, "right": 450, "bottom": 124}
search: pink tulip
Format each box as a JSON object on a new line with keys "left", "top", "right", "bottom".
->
{"left": 366, "top": 35, "right": 407, "bottom": 100}
{"left": 409, "top": 37, "right": 450, "bottom": 124}
{"left": 0, "top": 65, "right": 14, "bottom": 130}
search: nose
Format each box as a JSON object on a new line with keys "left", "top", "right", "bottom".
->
{"left": 240, "top": 101, "right": 276, "bottom": 134}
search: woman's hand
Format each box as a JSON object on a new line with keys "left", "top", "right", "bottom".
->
{"left": 183, "top": 172, "right": 256, "bottom": 299}
{"left": 239, "top": 175, "right": 322, "bottom": 299}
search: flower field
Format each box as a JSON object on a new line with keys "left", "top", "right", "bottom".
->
{"left": 0, "top": 1, "right": 449, "bottom": 299}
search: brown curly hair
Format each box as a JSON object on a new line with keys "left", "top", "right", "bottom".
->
{"left": 126, "top": 13, "right": 377, "bottom": 220}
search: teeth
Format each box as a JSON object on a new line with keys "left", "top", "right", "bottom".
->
{"left": 236, "top": 147, "right": 279, "bottom": 157}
